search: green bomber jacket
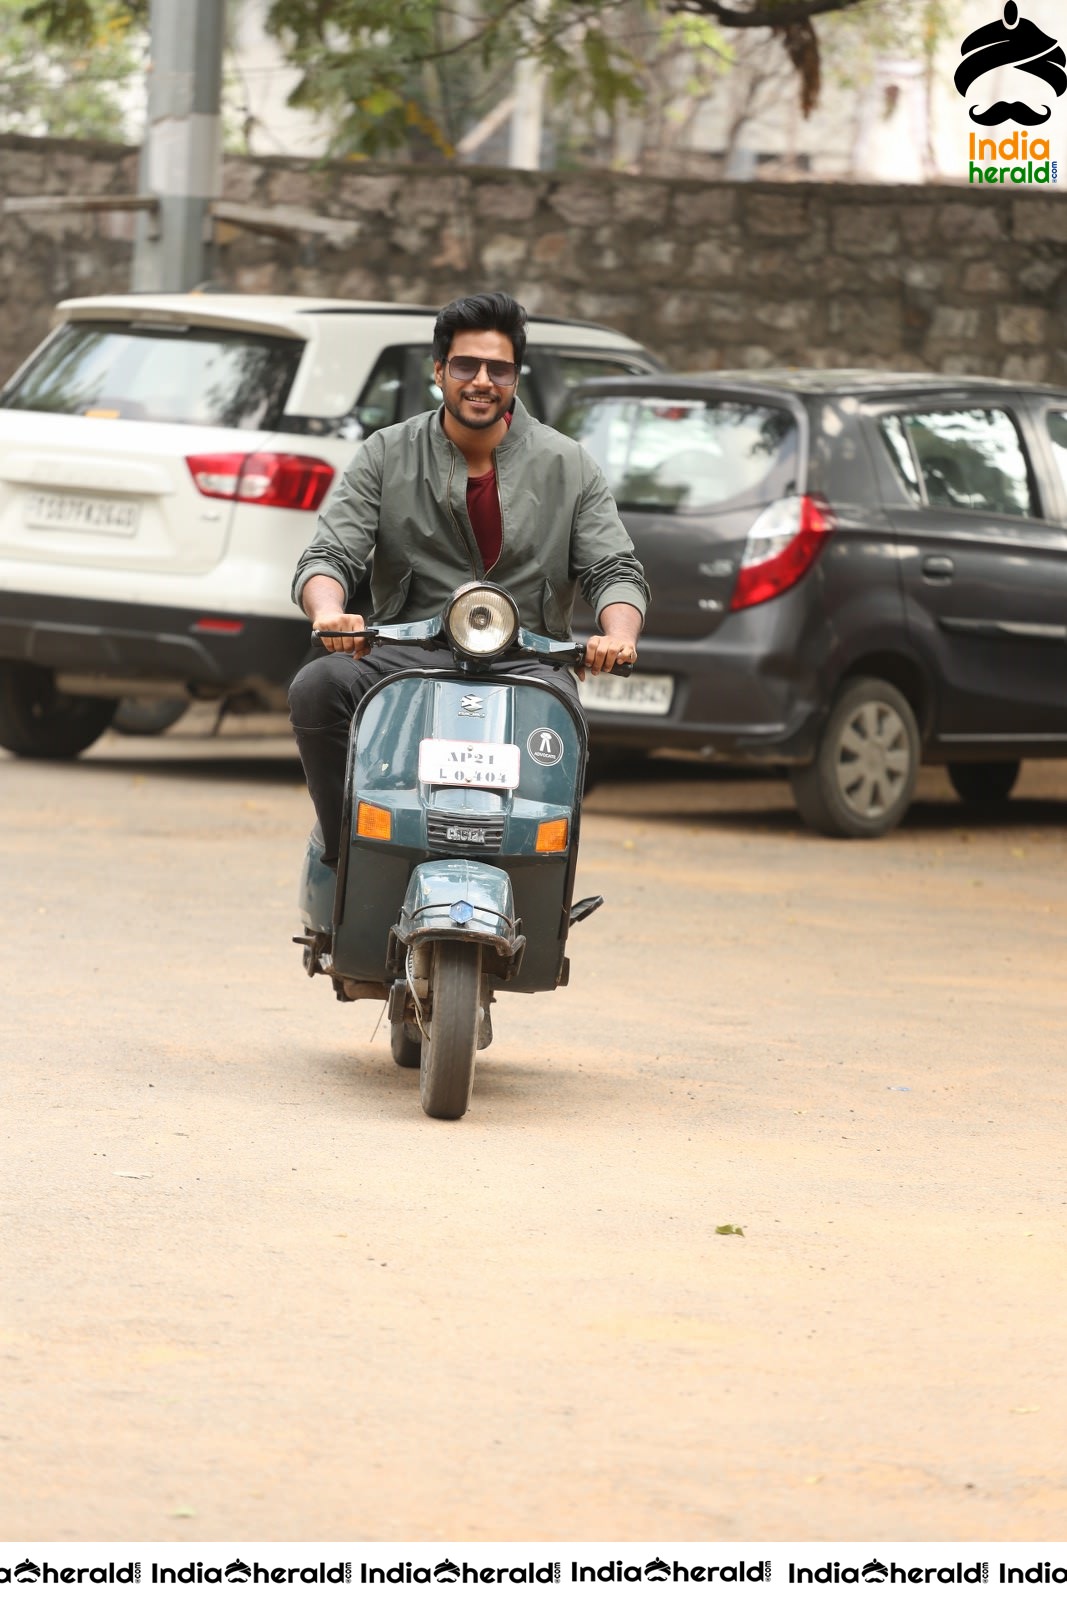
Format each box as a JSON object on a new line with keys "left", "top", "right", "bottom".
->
{"left": 291, "top": 397, "right": 649, "bottom": 638}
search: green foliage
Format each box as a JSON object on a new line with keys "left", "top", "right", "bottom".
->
{"left": 12, "top": 0, "right": 957, "bottom": 158}
{"left": 4, "top": 0, "right": 143, "bottom": 139}
{"left": 262, "top": 0, "right": 507, "bottom": 156}
{"left": 820, "top": 0, "right": 956, "bottom": 91}
{"left": 264, "top": 0, "right": 727, "bottom": 158}
{"left": 21, "top": 0, "right": 147, "bottom": 44}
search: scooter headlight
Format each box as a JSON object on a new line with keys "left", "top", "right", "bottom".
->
{"left": 444, "top": 584, "right": 520, "bottom": 658}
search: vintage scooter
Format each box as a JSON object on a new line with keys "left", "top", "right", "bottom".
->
{"left": 294, "top": 581, "right": 630, "bottom": 1121}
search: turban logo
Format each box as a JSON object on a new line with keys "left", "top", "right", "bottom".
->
{"left": 954, "top": 1, "right": 1067, "bottom": 125}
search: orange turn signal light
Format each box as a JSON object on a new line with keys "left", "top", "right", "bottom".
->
{"left": 356, "top": 802, "right": 392, "bottom": 841}
{"left": 535, "top": 818, "right": 569, "bottom": 853}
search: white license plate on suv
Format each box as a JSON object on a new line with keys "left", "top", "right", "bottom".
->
{"left": 577, "top": 673, "right": 674, "bottom": 716}
{"left": 23, "top": 493, "right": 141, "bottom": 536}
{"left": 418, "top": 738, "right": 521, "bottom": 788}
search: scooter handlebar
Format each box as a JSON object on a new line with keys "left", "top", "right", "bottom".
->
{"left": 311, "top": 628, "right": 633, "bottom": 674}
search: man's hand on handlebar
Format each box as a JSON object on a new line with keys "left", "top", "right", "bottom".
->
{"left": 312, "top": 612, "right": 372, "bottom": 657}
{"left": 579, "top": 602, "right": 642, "bottom": 679}
{"left": 580, "top": 634, "right": 637, "bottom": 678}
{"left": 301, "top": 576, "right": 372, "bottom": 658}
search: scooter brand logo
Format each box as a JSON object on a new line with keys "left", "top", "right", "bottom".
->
{"left": 957, "top": 2, "right": 1063, "bottom": 182}
{"left": 458, "top": 694, "right": 485, "bottom": 718}
{"left": 527, "top": 727, "right": 564, "bottom": 765}
{"left": 0, "top": 1559, "right": 141, "bottom": 1584}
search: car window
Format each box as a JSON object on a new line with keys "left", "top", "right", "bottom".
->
{"left": 0, "top": 321, "right": 302, "bottom": 430}
{"left": 555, "top": 394, "right": 798, "bottom": 512}
{"left": 1045, "top": 411, "right": 1067, "bottom": 503}
{"left": 533, "top": 351, "right": 661, "bottom": 424}
{"left": 879, "top": 415, "right": 921, "bottom": 501}
{"left": 897, "top": 408, "right": 1034, "bottom": 518}
{"left": 553, "top": 354, "right": 655, "bottom": 386}
{"left": 353, "top": 346, "right": 406, "bottom": 437}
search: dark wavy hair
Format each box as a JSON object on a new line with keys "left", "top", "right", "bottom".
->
{"left": 432, "top": 292, "right": 528, "bottom": 368}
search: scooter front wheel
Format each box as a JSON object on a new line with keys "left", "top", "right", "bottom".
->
{"left": 420, "top": 941, "right": 482, "bottom": 1121}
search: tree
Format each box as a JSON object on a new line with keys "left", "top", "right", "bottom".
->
{"left": 271, "top": 0, "right": 958, "bottom": 160}
{"left": 19, "top": 0, "right": 949, "bottom": 159}
{"left": 3, "top": 0, "right": 144, "bottom": 140}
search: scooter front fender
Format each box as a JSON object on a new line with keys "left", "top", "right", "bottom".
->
{"left": 394, "top": 859, "right": 525, "bottom": 975}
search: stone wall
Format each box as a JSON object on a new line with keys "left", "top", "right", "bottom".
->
{"left": 1, "top": 131, "right": 1065, "bottom": 387}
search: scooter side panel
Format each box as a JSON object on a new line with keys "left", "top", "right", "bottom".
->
{"left": 330, "top": 678, "right": 429, "bottom": 981}
{"left": 297, "top": 827, "right": 336, "bottom": 933}
{"left": 331, "top": 847, "right": 413, "bottom": 981}
{"left": 493, "top": 682, "right": 585, "bottom": 992}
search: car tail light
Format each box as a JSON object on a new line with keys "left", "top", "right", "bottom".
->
{"left": 730, "top": 495, "right": 833, "bottom": 612}
{"left": 186, "top": 452, "right": 335, "bottom": 511}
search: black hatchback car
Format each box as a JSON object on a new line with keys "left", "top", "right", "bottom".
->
{"left": 557, "top": 370, "right": 1067, "bottom": 837}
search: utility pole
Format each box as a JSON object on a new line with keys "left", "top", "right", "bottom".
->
{"left": 132, "top": 0, "right": 225, "bottom": 292}
{"left": 3, "top": 0, "right": 349, "bottom": 267}
{"left": 509, "top": 55, "right": 546, "bottom": 170}
{"left": 508, "top": 0, "right": 547, "bottom": 170}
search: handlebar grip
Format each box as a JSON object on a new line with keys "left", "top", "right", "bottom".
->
{"left": 312, "top": 628, "right": 379, "bottom": 640}
{"left": 610, "top": 660, "right": 634, "bottom": 678}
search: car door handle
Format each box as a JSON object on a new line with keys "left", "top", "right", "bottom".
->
{"left": 922, "top": 555, "right": 955, "bottom": 581}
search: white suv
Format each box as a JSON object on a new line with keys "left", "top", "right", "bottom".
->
{"left": 0, "top": 294, "right": 660, "bottom": 757}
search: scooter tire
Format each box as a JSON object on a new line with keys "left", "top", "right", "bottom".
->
{"left": 390, "top": 1019, "right": 422, "bottom": 1070}
{"left": 420, "top": 941, "right": 482, "bottom": 1121}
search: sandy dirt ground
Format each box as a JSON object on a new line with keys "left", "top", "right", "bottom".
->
{"left": 2, "top": 723, "right": 1066, "bottom": 1546}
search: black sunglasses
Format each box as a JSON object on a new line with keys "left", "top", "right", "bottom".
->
{"left": 445, "top": 356, "right": 519, "bottom": 386}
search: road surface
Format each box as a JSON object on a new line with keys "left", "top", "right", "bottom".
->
{"left": 2, "top": 724, "right": 1066, "bottom": 1544}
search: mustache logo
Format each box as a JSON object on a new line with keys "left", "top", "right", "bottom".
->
{"left": 970, "top": 100, "right": 1052, "bottom": 124}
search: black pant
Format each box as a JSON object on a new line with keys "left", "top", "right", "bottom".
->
{"left": 288, "top": 647, "right": 582, "bottom": 865}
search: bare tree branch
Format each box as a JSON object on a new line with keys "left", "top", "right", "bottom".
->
{"left": 671, "top": 0, "right": 869, "bottom": 28}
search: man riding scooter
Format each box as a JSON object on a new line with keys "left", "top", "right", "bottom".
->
{"left": 288, "top": 290, "right": 648, "bottom": 868}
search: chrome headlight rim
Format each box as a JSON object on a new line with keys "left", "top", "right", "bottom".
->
{"left": 443, "top": 582, "right": 520, "bottom": 659}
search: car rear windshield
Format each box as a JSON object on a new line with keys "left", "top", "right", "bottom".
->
{"left": 556, "top": 393, "right": 798, "bottom": 511}
{"left": 0, "top": 321, "right": 303, "bottom": 430}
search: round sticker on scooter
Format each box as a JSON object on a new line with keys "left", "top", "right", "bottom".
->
{"left": 527, "top": 727, "right": 564, "bottom": 766}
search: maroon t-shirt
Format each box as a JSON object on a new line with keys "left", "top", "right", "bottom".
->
{"left": 464, "top": 413, "right": 511, "bottom": 573}
{"left": 466, "top": 468, "right": 502, "bottom": 572}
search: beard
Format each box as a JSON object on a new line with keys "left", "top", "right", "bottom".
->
{"left": 442, "top": 389, "right": 511, "bottom": 431}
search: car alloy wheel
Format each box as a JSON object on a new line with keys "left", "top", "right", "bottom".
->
{"left": 790, "top": 677, "right": 920, "bottom": 839}
{"left": 835, "top": 701, "right": 911, "bottom": 819}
